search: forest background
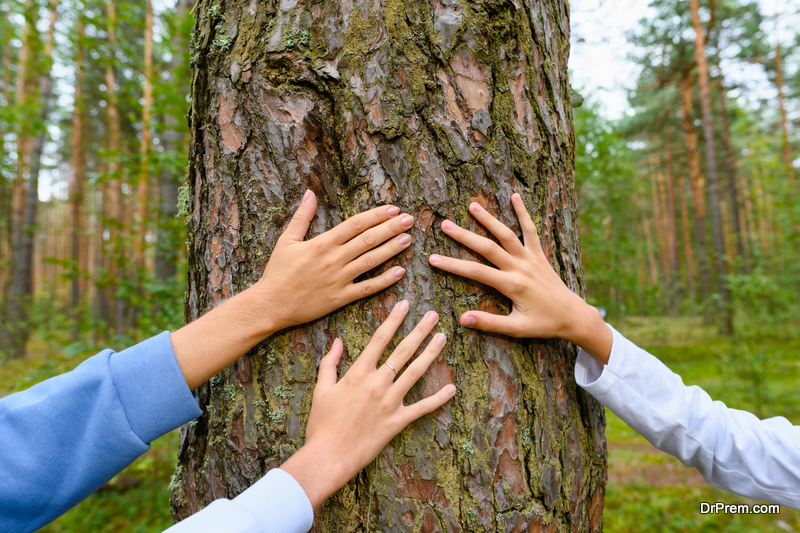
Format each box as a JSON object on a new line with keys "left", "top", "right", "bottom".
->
{"left": 0, "top": 0, "right": 799, "bottom": 530}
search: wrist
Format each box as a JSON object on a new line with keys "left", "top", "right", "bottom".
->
{"left": 566, "top": 302, "right": 611, "bottom": 366}
{"left": 245, "top": 282, "right": 283, "bottom": 337}
{"left": 280, "top": 443, "right": 351, "bottom": 509}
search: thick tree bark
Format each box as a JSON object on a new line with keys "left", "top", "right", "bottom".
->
{"left": 171, "top": 0, "right": 606, "bottom": 530}
{"left": 689, "top": 0, "right": 731, "bottom": 333}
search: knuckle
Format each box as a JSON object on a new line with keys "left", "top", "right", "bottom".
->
{"left": 361, "top": 230, "right": 376, "bottom": 247}
{"left": 403, "top": 365, "right": 421, "bottom": 383}
{"left": 372, "top": 330, "right": 388, "bottom": 346}
{"left": 349, "top": 215, "right": 365, "bottom": 233}
{"left": 361, "top": 279, "right": 376, "bottom": 296}
{"left": 366, "top": 380, "right": 383, "bottom": 397}
{"left": 361, "top": 251, "right": 377, "bottom": 269}
{"left": 415, "top": 402, "right": 429, "bottom": 419}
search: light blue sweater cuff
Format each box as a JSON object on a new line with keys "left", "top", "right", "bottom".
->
{"left": 109, "top": 331, "right": 202, "bottom": 443}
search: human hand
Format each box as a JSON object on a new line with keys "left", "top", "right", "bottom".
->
{"left": 256, "top": 190, "right": 415, "bottom": 332}
{"left": 428, "top": 194, "right": 611, "bottom": 364}
{"left": 279, "top": 301, "right": 456, "bottom": 509}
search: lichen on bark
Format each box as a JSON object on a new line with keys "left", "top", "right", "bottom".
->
{"left": 172, "top": 0, "right": 607, "bottom": 530}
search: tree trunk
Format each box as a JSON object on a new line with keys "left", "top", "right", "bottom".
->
{"left": 0, "top": 0, "right": 57, "bottom": 359}
{"left": 680, "top": 71, "right": 712, "bottom": 302}
{"left": 104, "top": 0, "right": 126, "bottom": 336}
{"left": 689, "top": 0, "right": 731, "bottom": 333}
{"left": 135, "top": 0, "right": 154, "bottom": 277}
{"left": 171, "top": 0, "right": 607, "bottom": 530}
{"left": 663, "top": 146, "right": 679, "bottom": 311}
{"left": 70, "top": 15, "right": 86, "bottom": 333}
{"left": 155, "top": 0, "right": 193, "bottom": 286}
{"left": 678, "top": 163, "right": 696, "bottom": 308}
{"left": 716, "top": 78, "right": 747, "bottom": 271}
{"left": 774, "top": 43, "right": 794, "bottom": 185}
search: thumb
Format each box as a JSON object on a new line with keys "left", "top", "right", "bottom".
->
{"left": 460, "top": 311, "right": 521, "bottom": 337}
{"left": 314, "top": 338, "right": 343, "bottom": 399}
{"left": 282, "top": 189, "right": 317, "bottom": 242}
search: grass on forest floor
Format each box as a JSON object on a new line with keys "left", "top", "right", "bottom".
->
{"left": 2, "top": 318, "right": 799, "bottom": 532}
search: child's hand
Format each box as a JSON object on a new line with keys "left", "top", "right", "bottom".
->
{"left": 280, "top": 301, "right": 455, "bottom": 508}
{"left": 257, "top": 190, "right": 414, "bottom": 331}
{"left": 429, "top": 194, "right": 611, "bottom": 363}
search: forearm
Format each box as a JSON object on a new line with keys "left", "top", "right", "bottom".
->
{"left": 575, "top": 326, "right": 800, "bottom": 508}
{"left": 0, "top": 334, "right": 201, "bottom": 532}
{"left": 171, "top": 285, "right": 279, "bottom": 390}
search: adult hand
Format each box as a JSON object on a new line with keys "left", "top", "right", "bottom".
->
{"left": 257, "top": 190, "right": 415, "bottom": 332}
{"left": 171, "top": 190, "right": 415, "bottom": 390}
{"left": 428, "top": 194, "right": 612, "bottom": 364}
{"left": 280, "top": 300, "right": 456, "bottom": 509}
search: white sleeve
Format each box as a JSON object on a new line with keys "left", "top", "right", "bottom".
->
{"left": 574, "top": 324, "right": 800, "bottom": 509}
{"left": 164, "top": 468, "right": 314, "bottom": 533}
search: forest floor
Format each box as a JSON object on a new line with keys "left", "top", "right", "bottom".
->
{"left": 2, "top": 316, "right": 799, "bottom": 532}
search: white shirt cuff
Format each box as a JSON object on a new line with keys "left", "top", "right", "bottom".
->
{"left": 233, "top": 468, "right": 314, "bottom": 533}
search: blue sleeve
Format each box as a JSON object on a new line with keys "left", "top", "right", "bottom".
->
{"left": 0, "top": 332, "right": 203, "bottom": 533}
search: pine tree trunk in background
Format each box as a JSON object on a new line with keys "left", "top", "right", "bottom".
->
{"left": 155, "top": 0, "right": 193, "bottom": 286}
{"left": 680, "top": 71, "right": 712, "bottom": 303}
{"left": 678, "top": 165, "right": 696, "bottom": 308}
{"left": 752, "top": 164, "right": 771, "bottom": 266}
{"left": 10, "top": 0, "right": 34, "bottom": 255}
{"left": 663, "top": 146, "right": 679, "bottom": 312}
{"left": 70, "top": 16, "right": 86, "bottom": 333}
{"left": 739, "top": 170, "right": 755, "bottom": 260}
{"left": 171, "top": 0, "right": 607, "bottom": 530}
{"left": 0, "top": 0, "right": 57, "bottom": 358}
{"left": 689, "top": 0, "right": 731, "bottom": 333}
{"left": 774, "top": 43, "right": 794, "bottom": 185}
{"left": 136, "top": 0, "right": 154, "bottom": 281}
{"left": 717, "top": 79, "right": 747, "bottom": 271}
{"left": 104, "top": 0, "right": 126, "bottom": 336}
{"left": 0, "top": 38, "right": 12, "bottom": 292}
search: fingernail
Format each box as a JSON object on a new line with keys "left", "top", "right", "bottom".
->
{"left": 398, "top": 299, "right": 409, "bottom": 311}
{"left": 333, "top": 338, "right": 342, "bottom": 349}
{"left": 437, "top": 333, "right": 446, "bottom": 346}
{"left": 512, "top": 193, "right": 521, "bottom": 202}
{"left": 401, "top": 215, "right": 414, "bottom": 228}
{"left": 427, "top": 311, "right": 439, "bottom": 324}
{"left": 470, "top": 202, "right": 482, "bottom": 213}
{"left": 463, "top": 315, "right": 476, "bottom": 326}
{"left": 399, "top": 234, "right": 411, "bottom": 246}
{"left": 447, "top": 385, "right": 457, "bottom": 395}
{"left": 387, "top": 206, "right": 400, "bottom": 216}
{"left": 442, "top": 220, "right": 454, "bottom": 231}
{"left": 429, "top": 254, "right": 441, "bottom": 265}
{"left": 394, "top": 267, "right": 406, "bottom": 278}
{"left": 302, "top": 189, "right": 312, "bottom": 203}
